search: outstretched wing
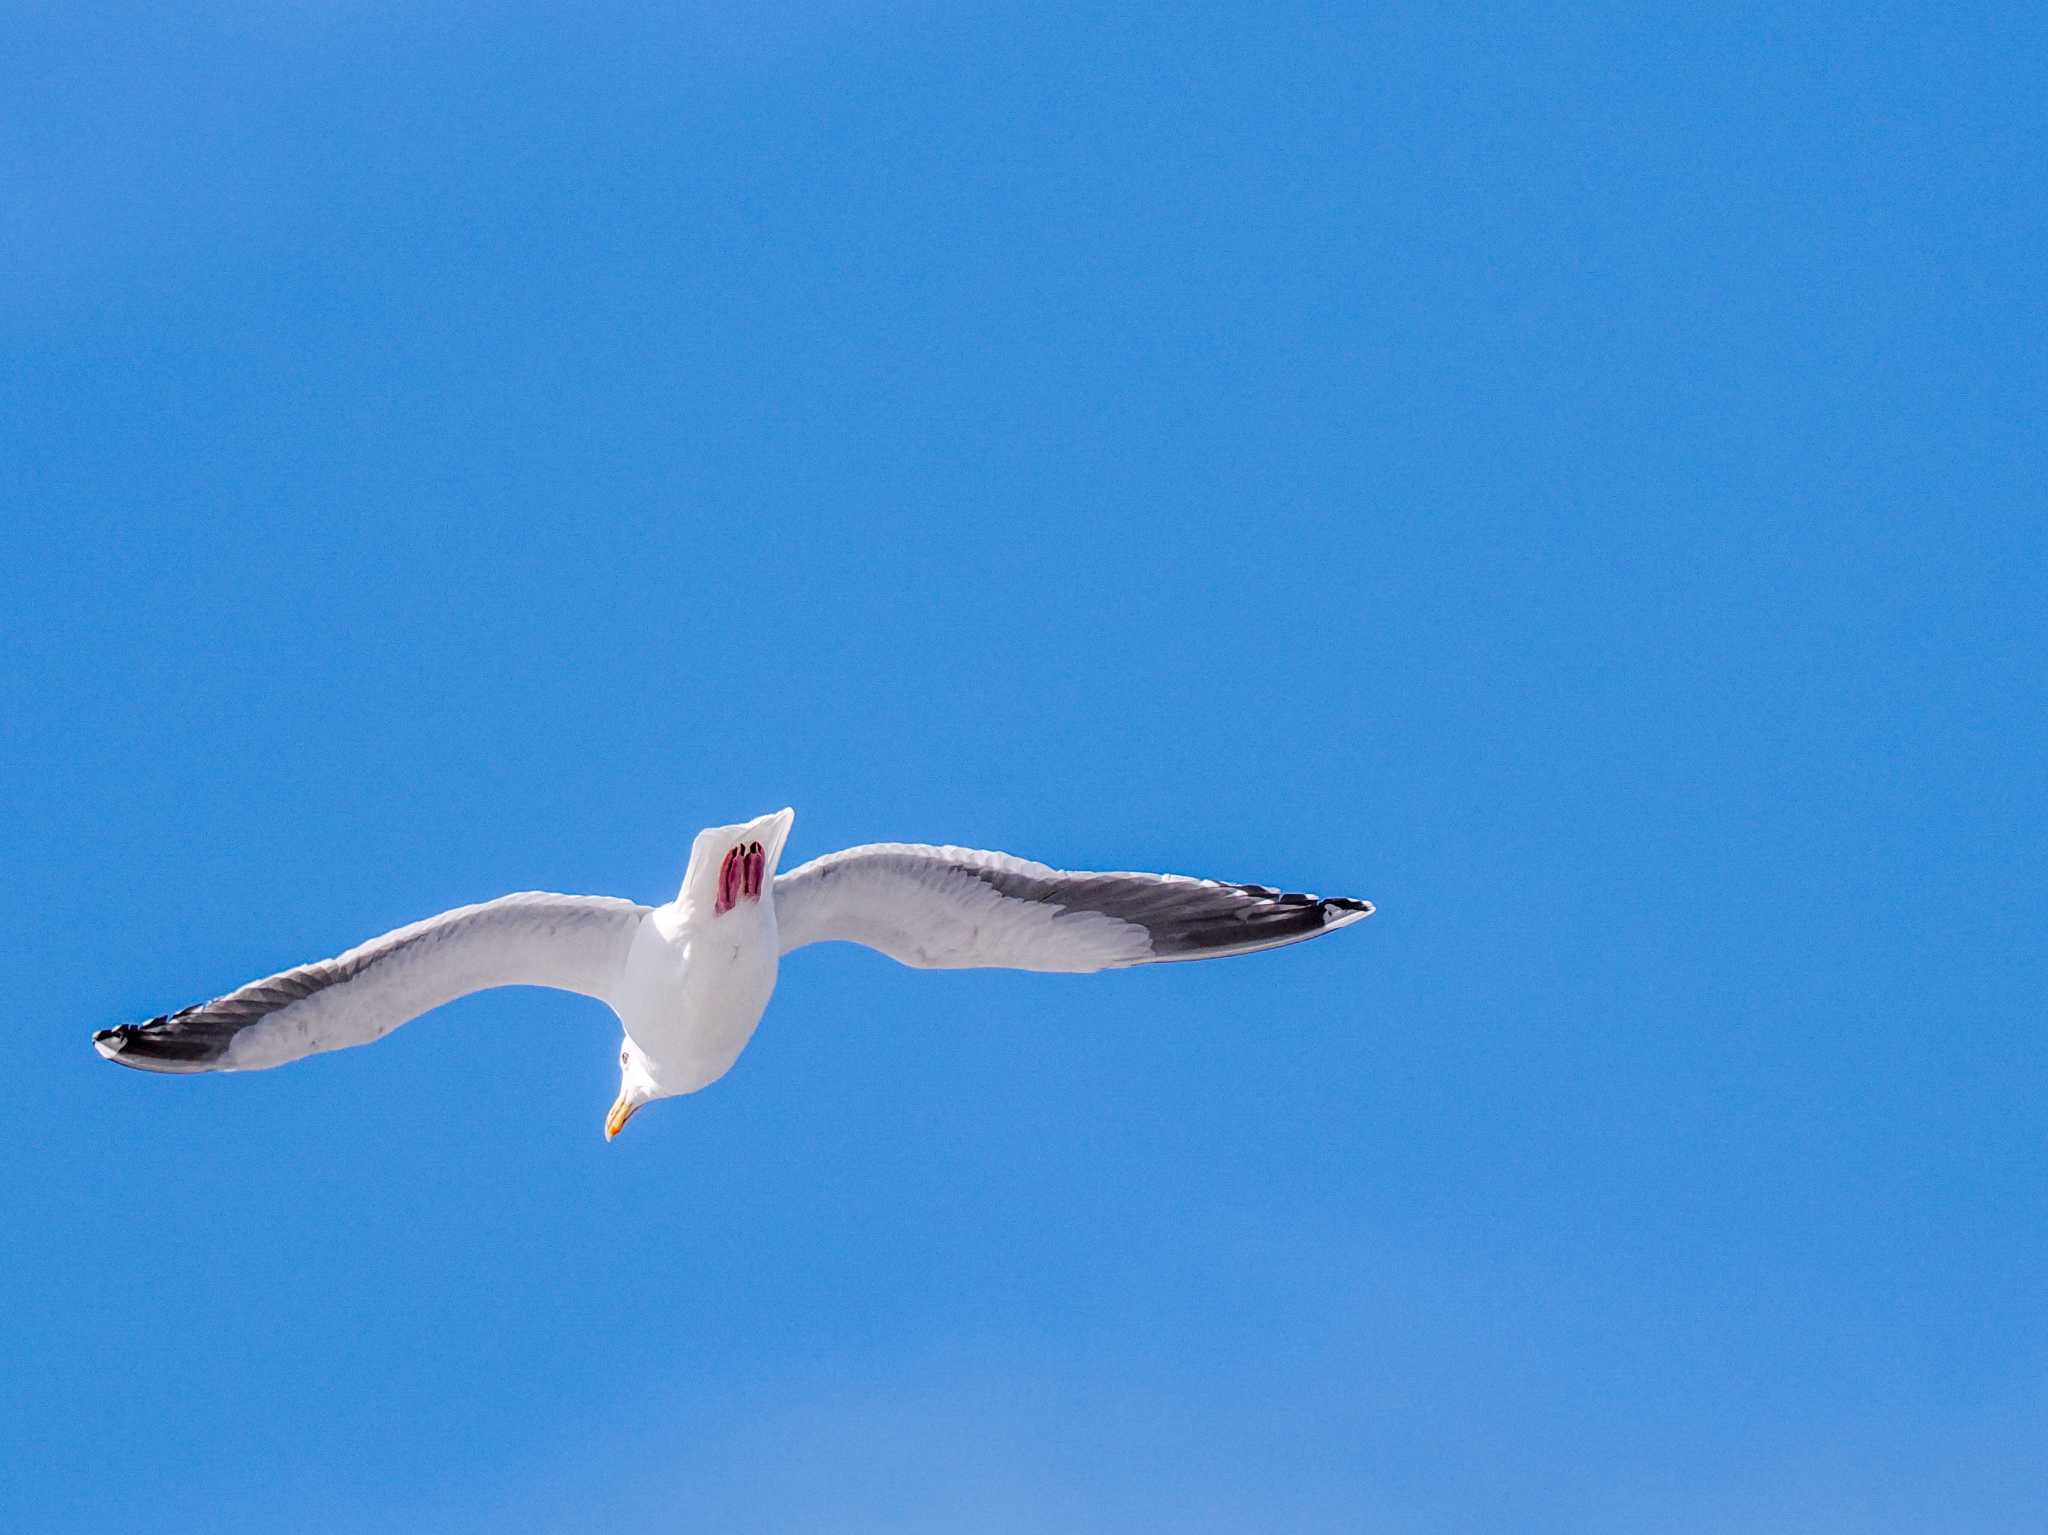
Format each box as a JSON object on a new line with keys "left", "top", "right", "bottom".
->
{"left": 773, "top": 843, "right": 1372, "bottom": 973}
{"left": 94, "top": 892, "right": 650, "bottom": 1074}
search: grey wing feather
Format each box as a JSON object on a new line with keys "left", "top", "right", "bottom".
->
{"left": 94, "top": 892, "right": 649, "bottom": 1074}
{"left": 773, "top": 843, "right": 1372, "bottom": 973}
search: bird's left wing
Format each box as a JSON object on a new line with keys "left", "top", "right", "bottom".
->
{"left": 773, "top": 843, "right": 1372, "bottom": 973}
{"left": 94, "top": 892, "right": 649, "bottom": 1074}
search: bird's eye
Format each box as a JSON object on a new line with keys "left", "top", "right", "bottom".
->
{"left": 620, "top": 1050, "right": 630, "bottom": 1067}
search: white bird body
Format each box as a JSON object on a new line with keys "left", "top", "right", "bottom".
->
{"left": 615, "top": 904, "right": 777, "bottom": 1095}
{"left": 94, "top": 805, "right": 1375, "bottom": 1137}
{"left": 613, "top": 810, "right": 791, "bottom": 1099}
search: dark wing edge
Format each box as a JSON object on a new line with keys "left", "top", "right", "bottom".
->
{"left": 773, "top": 842, "right": 1374, "bottom": 973}
{"left": 1136, "top": 882, "right": 1375, "bottom": 964}
{"left": 94, "top": 892, "right": 649, "bottom": 1075}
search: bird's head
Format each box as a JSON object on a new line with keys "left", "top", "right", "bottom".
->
{"left": 605, "top": 1040, "right": 673, "bottom": 1140}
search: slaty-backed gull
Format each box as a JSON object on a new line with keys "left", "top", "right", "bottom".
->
{"left": 93, "top": 809, "right": 1375, "bottom": 1137}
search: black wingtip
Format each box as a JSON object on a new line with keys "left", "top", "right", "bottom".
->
{"left": 92, "top": 1012, "right": 230, "bottom": 1073}
{"left": 93, "top": 1022, "right": 160, "bottom": 1069}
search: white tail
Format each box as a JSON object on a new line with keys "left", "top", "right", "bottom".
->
{"left": 678, "top": 808, "right": 796, "bottom": 916}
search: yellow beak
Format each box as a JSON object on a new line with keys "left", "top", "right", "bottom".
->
{"left": 605, "top": 1094, "right": 642, "bottom": 1141}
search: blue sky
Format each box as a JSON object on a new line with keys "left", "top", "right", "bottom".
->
{"left": 4, "top": 2, "right": 2043, "bottom": 1529}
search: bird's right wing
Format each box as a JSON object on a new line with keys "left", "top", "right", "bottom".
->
{"left": 773, "top": 843, "right": 1372, "bottom": 973}
{"left": 95, "top": 892, "right": 650, "bottom": 1073}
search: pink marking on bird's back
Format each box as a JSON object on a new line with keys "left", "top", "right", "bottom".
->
{"left": 715, "top": 846, "right": 739, "bottom": 915}
{"left": 715, "top": 841, "right": 767, "bottom": 915}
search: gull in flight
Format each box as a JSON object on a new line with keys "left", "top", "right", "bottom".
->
{"left": 94, "top": 809, "right": 1375, "bottom": 1138}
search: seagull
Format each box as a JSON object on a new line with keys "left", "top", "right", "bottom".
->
{"left": 94, "top": 809, "right": 1375, "bottom": 1138}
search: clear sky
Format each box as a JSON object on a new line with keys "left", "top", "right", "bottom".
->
{"left": 4, "top": 3, "right": 2043, "bottom": 1530}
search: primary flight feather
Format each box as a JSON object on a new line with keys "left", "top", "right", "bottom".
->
{"left": 94, "top": 809, "right": 1375, "bottom": 1137}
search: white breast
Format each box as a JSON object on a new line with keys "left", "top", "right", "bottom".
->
{"left": 615, "top": 900, "right": 781, "bottom": 1092}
